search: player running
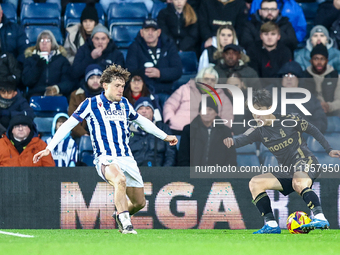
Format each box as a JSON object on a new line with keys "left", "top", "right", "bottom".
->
{"left": 33, "top": 64, "right": 177, "bottom": 234}
{"left": 224, "top": 89, "right": 340, "bottom": 234}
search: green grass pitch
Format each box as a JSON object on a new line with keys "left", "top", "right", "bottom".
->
{"left": 0, "top": 229, "right": 339, "bottom": 255}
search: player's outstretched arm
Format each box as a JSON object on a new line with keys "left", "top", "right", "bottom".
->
{"left": 33, "top": 149, "right": 51, "bottom": 163}
{"left": 223, "top": 137, "right": 234, "bottom": 148}
{"left": 164, "top": 135, "right": 178, "bottom": 146}
{"left": 329, "top": 150, "right": 340, "bottom": 158}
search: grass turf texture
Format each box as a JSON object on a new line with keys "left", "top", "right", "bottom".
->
{"left": 0, "top": 229, "right": 339, "bottom": 255}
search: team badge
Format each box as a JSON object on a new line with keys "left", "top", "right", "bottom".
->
{"left": 98, "top": 102, "right": 102, "bottom": 107}
{"left": 120, "top": 103, "right": 125, "bottom": 109}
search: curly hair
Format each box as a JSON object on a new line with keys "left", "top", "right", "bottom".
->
{"left": 100, "top": 64, "right": 130, "bottom": 86}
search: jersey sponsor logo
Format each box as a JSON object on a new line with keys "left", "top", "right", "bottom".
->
{"left": 268, "top": 138, "right": 294, "bottom": 152}
{"left": 104, "top": 109, "right": 125, "bottom": 121}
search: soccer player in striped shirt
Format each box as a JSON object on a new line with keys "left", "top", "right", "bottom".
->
{"left": 33, "top": 64, "right": 178, "bottom": 234}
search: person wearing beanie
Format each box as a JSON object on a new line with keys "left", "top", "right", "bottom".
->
{"left": 295, "top": 25, "right": 340, "bottom": 73}
{"left": 72, "top": 24, "right": 125, "bottom": 82}
{"left": 68, "top": 64, "right": 103, "bottom": 139}
{"left": 303, "top": 43, "right": 340, "bottom": 116}
{"left": 64, "top": 2, "right": 99, "bottom": 65}
{"left": 129, "top": 97, "right": 176, "bottom": 167}
{"left": 178, "top": 96, "right": 237, "bottom": 167}
{"left": 264, "top": 61, "right": 327, "bottom": 133}
{"left": 0, "top": 114, "right": 55, "bottom": 166}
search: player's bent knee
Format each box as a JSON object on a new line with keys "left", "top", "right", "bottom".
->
{"left": 134, "top": 198, "right": 146, "bottom": 210}
{"left": 249, "top": 177, "right": 261, "bottom": 194}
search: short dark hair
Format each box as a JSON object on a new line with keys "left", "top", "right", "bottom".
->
{"left": 0, "top": 81, "right": 17, "bottom": 92}
{"left": 57, "top": 116, "right": 67, "bottom": 123}
{"left": 261, "top": 0, "right": 277, "bottom": 8}
{"left": 252, "top": 89, "right": 273, "bottom": 108}
{"left": 100, "top": 64, "right": 130, "bottom": 86}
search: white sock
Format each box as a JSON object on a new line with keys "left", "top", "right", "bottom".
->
{"left": 266, "top": 221, "right": 278, "bottom": 227}
{"left": 118, "top": 211, "right": 132, "bottom": 228}
{"left": 314, "top": 213, "right": 327, "bottom": 221}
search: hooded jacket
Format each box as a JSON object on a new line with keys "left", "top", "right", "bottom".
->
{"left": 163, "top": 79, "right": 234, "bottom": 131}
{"left": 129, "top": 121, "right": 176, "bottom": 167}
{"left": 64, "top": 24, "right": 86, "bottom": 65}
{"left": 304, "top": 65, "right": 340, "bottom": 114}
{"left": 241, "top": 11, "right": 298, "bottom": 52}
{"left": 178, "top": 115, "right": 237, "bottom": 166}
{"left": 0, "top": 15, "right": 28, "bottom": 63}
{"left": 72, "top": 38, "right": 125, "bottom": 82}
{"left": 0, "top": 118, "right": 55, "bottom": 166}
{"left": 0, "top": 51, "right": 22, "bottom": 85}
{"left": 157, "top": 3, "right": 199, "bottom": 52}
{"left": 126, "top": 32, "right": 182, "bottom": 94}
{"left": 22, "top": 46, "right": 75, "bottom": 98}
{"left": 45, "top": 113, "right": 77, "bottom": 167}
{"left": 294, "top": 39, "right": 340, "bottom": 73}
{"left": 249, "top": 0, "right": 306, "bottom": 42}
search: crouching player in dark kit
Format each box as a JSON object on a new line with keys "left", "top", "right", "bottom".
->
{"left": 224, "top": 89, "right": 340, "bottom": 234}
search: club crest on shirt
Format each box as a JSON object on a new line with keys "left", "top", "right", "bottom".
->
{"left": 98, "top": 102, "right": 102, "bottom": 107}
{"left": 120, "top": 103, "right": 125, "bottom": 110}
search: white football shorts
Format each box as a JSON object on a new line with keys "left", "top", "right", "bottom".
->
{"left": 95, "top": 155, "right": 144, "bottom": 187}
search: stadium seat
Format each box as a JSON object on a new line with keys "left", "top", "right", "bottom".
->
{"left": 25, "top": 26, "right": 64, "bottom": 46}
{"left": 78, "top": 136, "right": 95, "bottom": 166}
{"left": 33, "top": 117, "right": 54, "bottom": 136}
{"left": 151, "top": 1, "right": 167, "bottom": 19}
{"left": 263, "top": 154, "right": 279, "bottom": 167}
{"left": 307, "top": 133, "right": 340, "bottom": 153}
{"left": 20, "top": 3, "right": 61, "bottom": 27}
{"left": 1, "top": 3, "right": 17, "bottom": 23}
{"left": 21, "top": 0, "right": 61, "bottom": 11}
{"left": 107, "top": 3, "right": 148, "bottom": 32}
{"left": 235, "top": 141, "right": 260, "bottom": 167}
{"left": 325, "top": 116, "right": 340, "bottom": 133}
{"left": 111, "top": 25, "right": 141, "bottom": 48}
{"left": 63, "top": 3, "right": 105, "bottom": 29}
{"left": 179, "top": 51, "right": 198, "bottom": 75}
{"left": 298, "top": 2, "right": 319, "bottom": 21}
{"left": 29, "top": 96, "right": 68, "bottom": 117}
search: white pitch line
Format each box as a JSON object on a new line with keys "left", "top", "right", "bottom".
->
{"left": 0, "top": 230, "right": 34, "bottom": 238}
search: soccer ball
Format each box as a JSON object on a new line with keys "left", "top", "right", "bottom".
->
{"left": 286, "top": 211, "right": 312, "bottom": 234}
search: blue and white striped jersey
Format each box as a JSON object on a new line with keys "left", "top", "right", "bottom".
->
{"left": 46, "top": 136, "right": 77, "bottom": 167}
{"left": 72, "top": 92, "right": 139, "bottom": 158}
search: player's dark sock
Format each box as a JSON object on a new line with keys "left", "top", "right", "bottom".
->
{"left": 300, "top": 187, "right": 323, "bottom": 215}
{"left": 252, "top": 192, "right": 275, "bottom": 222}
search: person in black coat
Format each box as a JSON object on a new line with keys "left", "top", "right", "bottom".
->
{"left": 0, "top": 81, "right": 35, "bottom": 135}
{"left": 247, "top": 22, "right": 292, "bottom": 81}
{"left": 157, "top": 1, "right": 199, "bottom": 52}
{"left": 129, "top": 97, "right": 176, "bottom": 167}
{"left": 0, "top": 50, "right": 22, "bottom": 86}
{"left": 265, "top": 61, "right": 327, "bottom": 133}
{"left": 22, "top": 30, "right": 75, "bottom": 98}
{"left": 240, "top": 0, "right": 297, "bottom": 52}
{"left": 72, "top": 24, "right": 125, "bottom": 83}
{"left": 126, "top": 19, "right": 182, "bottom": 102}
{"left": 178, "top": 97, "right": 237, "bottom": 166}
{"left": 0, "top": 7, "right": 28, "bottom": 63}
{"left": 198, "top": 0, "right": 248, "bottom": 49}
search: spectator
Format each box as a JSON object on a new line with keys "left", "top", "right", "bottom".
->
{"left": 214, "top": 44, "right": 261, "bottom": 89}
{"left": 0, "top": 81, "right": 34, "bottom": 134}
{"left": 157, "top": 0, "right": 199, "bottom": 53}
{"left": 163, "top": 66, "right": 234, "bottom": 134}
{"left": 123, "top": 70, "right": 162, "bottom": 122}
{"left": 266, "top": 61, "right": 327, "bottom": 133}
{"left": 45, "top": 113, "right": 77, "bottom": 167}
{"left": 72, "top": 24, "right": 125, "bottom": 83}
{"left": 0, "top": 50, "right": 22, "bottom": 86}
{"left": 328, "top": 0, "right": 340, "bottom": 50}
{"left": 22, "top": 30, "right": 74, "bottom": 98}
{"left": 249, "top": 0, "right": 306, "bottom": 43}
{"left": 0, "top": 115, "right": 55, "bottom": 166}
{"left": 225, "top": 72, "right": 253, "bottom": 135}
{"left": 315, "top": 0, "right": 340, "bottom": 31}
{"left": 198, "top": 0, "right": 248, "bottom": 48}
{"left": 295, "top": 25, "right": 340, "bottom": 74}
{"left": 0, "top": 4, "right": 28, "bottom": 63}
{"left": 68, "top": 64, "right": 103, "bottom": 140}
{"left": 64, "top": 2, "right": 99, "bottom": 65}
{"left": 198, "top": 24, "right": 238, "bottom": 71}
{"left": 129, "top": 97, "right": 176, "bottom": 166}
{"left": 126, "top": 18, "right": 182, "bottom": 105}
{"left": 178, "top": 97, "right": 237, "bottom": 166}
{"left": 247, "top": 22, "right": 292, "bottom": 80}
{"left": 303, "top": 44, "right": 340, "bottom": 116}
{"left": 241, "top": 0, "right": 298, "bottom": 52}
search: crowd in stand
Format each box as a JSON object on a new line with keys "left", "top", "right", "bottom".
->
{"left": 1, "top": 0, "right": 340, "bottom": 167}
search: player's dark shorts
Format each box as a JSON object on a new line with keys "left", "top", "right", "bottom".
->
{"left": 272, "top": 156, "right": 320, "bottom": 196}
